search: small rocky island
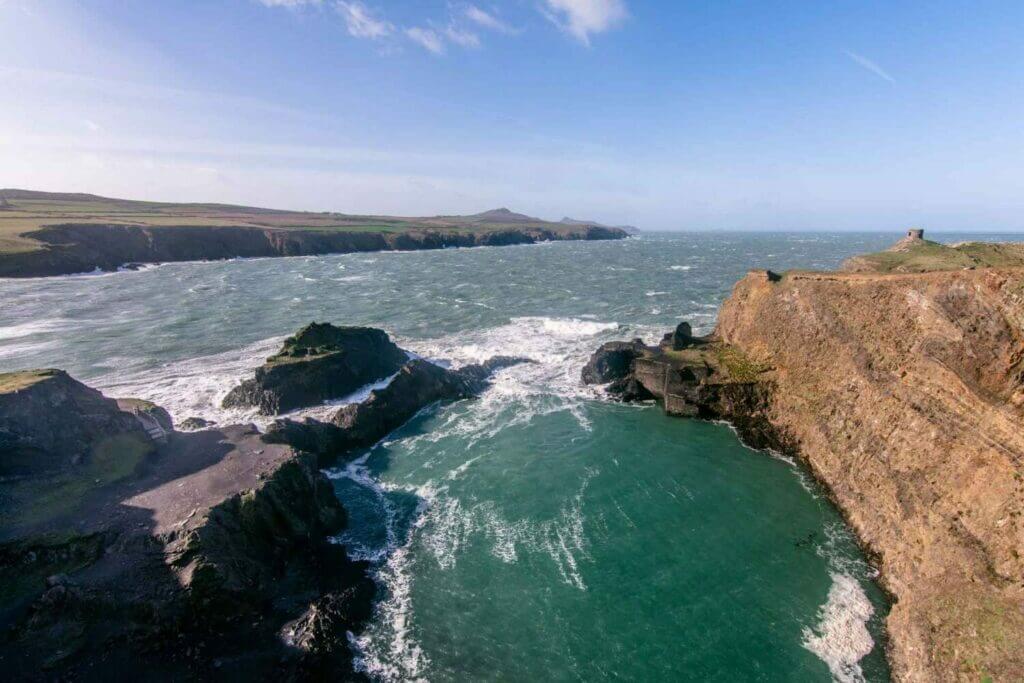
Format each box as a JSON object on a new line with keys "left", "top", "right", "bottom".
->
{"left": 0, "top": 323, "right": 521, "bottom": 678}
{"left": 586, "top": 233, "right": 1024, "bottom": 682}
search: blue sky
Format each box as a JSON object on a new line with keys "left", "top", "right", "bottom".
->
{"left": 1, "top": 0, "right": 1023, "bottom": 230}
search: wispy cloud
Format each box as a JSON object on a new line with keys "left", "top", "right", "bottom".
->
{"left": 406, "top": 27, "right": 445, "bottom": 54}
{"left": 465, "top": 5, "right": 516, "bottom": 34}
{"left": 336, "top": 1, "right": 392, "bottom": 39}
{"left": 445, "top": 25, "right": 481, "bottom": 49}
{"left": 541, "top": 0, "right": 627, "bottom": 45}
{"left": 844, "top": 50, "right": 895, "bottom": 84}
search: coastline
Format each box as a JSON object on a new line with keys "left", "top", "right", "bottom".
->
{"left": 0, "top": 222, "right": 628, "bottom": 279}
{"left": 587, "top": 263, "right": 1024, "bottom": 680}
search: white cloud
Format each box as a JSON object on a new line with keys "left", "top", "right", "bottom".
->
{"left": 465, "top": 5, "right": 515, "bottom": 34}
{"left": 445, "top": 25, "right": 481, "bottom": 48}
{"left": 541, "top": 0, "right": 627, "bottom": 45}
{"left": 844, "top": 50, "right": 895, "bottom": 84}
{"left": 406, "top": 27, "right": 445, "bottom": 54}
{"left": 336, "top": 1, "right": 392, "bottom": 39}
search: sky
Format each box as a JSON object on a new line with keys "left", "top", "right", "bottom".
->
{"left": 1, "top": 0, "right": 1023, "bottom": 231}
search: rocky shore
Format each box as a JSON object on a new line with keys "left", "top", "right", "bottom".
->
{"left": 0, "top": 222, "right": 627, "bottom": 278}
{"left": 0, "top": 323, "right": 520, "bottom": 678}
{"left": 586, "top": 242, "right": 1024, "bottom": 681}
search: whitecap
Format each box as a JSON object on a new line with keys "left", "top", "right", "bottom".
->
{"left": 802, "top": 573, "right": 875, "bottom": 683}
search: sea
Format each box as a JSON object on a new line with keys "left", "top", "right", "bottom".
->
{"left": 4, "top": 231, "right": 1016, "bottom": 681}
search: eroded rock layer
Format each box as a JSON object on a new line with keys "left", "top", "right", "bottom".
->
{"left": 717, "top": 268, "right": 1024, "bottom": 681}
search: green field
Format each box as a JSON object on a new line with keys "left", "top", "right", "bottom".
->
{"left": 846, "top": 238, "right": 1024, "bottom": 273}
{"left": 0, "top": 190, "right": 600, "bottom": 256}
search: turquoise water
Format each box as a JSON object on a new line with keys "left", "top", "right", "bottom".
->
{"left": 5, "top": 231, "right": 1013, "bottom": 681}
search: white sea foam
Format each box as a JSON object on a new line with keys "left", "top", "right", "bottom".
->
{"left": 0, "top": 319, "right": 70, "bottom": 341}
{"left": 397, "top": 316, "right": 634, "bottom": 440}
{"left": 802, "top": 572, "right": 875, "bottom": 683}
{"left": 419, "top": 468, "right": 596, "bottom": 589}
{"left": 669, "top": 265, "right": 692, "bottom": 271}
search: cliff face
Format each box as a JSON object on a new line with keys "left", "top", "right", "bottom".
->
{"left": 0, "top": 222, "right": 627, "bottom": 278}
{"left": 717, "top": 268, "right": 1024, "bottom": 681}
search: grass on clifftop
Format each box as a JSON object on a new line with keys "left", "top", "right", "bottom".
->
{"left": 0, "top": 369, "right": 60, "bottom": 394}
{"left": 848, "top": 239, "right": 1024, "bottom": 273}
{"left": 0, "top": 191, "right": 604, "bottom": 256}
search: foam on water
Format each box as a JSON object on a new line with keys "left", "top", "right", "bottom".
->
{"left": 802, "top": 573, "right": 876, "bottom": 683}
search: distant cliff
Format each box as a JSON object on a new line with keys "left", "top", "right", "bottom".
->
{"left": 0, "top": 190, "right": 629, "bottom": 278}
{"left": 0, "top": 222, "right": 626, "bottom": 278}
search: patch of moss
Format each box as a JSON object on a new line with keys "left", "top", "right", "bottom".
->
{"left": 854, "top": 240, "right": 1024, "bottom": 273}
{"left": 0, "top": 434, "right": 151, "bottom": 531}
{"left": 931, "top": 590, "right": 1024, "bottom": 680}
{"left": 0, "top": 369, "right": 60, "bottom": 394}
{"left": 714, "top": 346, "right": 770, "bottom": 383}
{"left": 0, "top": 532, "right": 105, "bottom": 605}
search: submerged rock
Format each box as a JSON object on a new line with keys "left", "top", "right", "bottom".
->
{"left": 222, "top": 322, "right": 407, "bottom": 415}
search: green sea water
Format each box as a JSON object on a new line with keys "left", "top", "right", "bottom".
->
{"left": 6, "top": 232, "right": 1010, "bottom": 680}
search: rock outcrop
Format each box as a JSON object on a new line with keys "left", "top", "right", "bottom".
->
{"left": 0, "top": 369, "right": 153, "bottom": 475}
{"left": 593, "top": 258, "right": 1024, "bottom": 681}
{"left": 581, "top": 339, "right": 648, "bottom": 385}
{"left": 0, "top": 373, "right": 375, "bottom": 679}
{"left": 266, "top": 356, "right": 527, "bottom": 465}
{"left": 223, "top": 323, "right": 407, "bottom": 415}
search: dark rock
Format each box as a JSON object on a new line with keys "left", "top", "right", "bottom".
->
{"left": 606, "top": 375, "right": 656, "bottom": 401}
{"left": 222, "top": 323, "right": 407, "bottom": 415}
{"left": 179, "top": 416, "right": 216, "bottom": 431}
{"left": 660, "top": 321, "right": 697, "bottom": 351}
{"left": 581, "top": 339, "right": 648, "bottom": 384}
{"left": 265, "top": 356, "right": 529, "bottom": 465}
{"left": 0, "top": 369, "right": 153, "bottom": 476}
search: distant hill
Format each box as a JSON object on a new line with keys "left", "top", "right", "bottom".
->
{"left": 464, "top": 208, "right": 541, "bottom": 223}
{"left": 0, "top": 189, "right": 630, "bottom": 277}
{"left": 561, "top": 217, "right": 640, "bottom": 234}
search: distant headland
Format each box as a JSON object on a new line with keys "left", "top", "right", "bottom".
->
{"left": 0, "top": 190, "right": 630, "bottom": 278}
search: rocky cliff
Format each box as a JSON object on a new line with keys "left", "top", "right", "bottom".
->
{"left": 0, "top": 222, "right": 627, "bottom": 278}
{"left": 585, "top": 258, "right": 1024, "bottom": 681}
{"left": 716, "top": 267, "right": 1024, "bottom": 681}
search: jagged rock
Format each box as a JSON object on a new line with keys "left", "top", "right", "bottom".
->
{"left": 179, "top": 416, "right": 216, "bottom": 431}
{"left": 659, "top": 321, "right": 697, "bottom": 351}
{"left": 0, "top": 369, "right": 153, "bottom": 475}
{"left": 222, "top": 323, "right": 407, "bottom": 415}
{"left": 1, "top": 411, "right": 375, "bottom": 679}
{"left": 581, "top": 339, "right": 648, "bottom": 384}
{"left": 265, "top": 356, "right": 529, "bottom": 464}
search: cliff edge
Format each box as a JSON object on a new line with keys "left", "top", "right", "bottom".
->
{"left": 717, "top": 266, "right": 1024, "bottom": 681}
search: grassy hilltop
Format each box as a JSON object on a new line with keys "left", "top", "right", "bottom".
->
{"left": 0, "top": 189, "right": 605, "bottom": 256}
{"left": 0, "top": 190, "right": 627, "bottom": 277}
